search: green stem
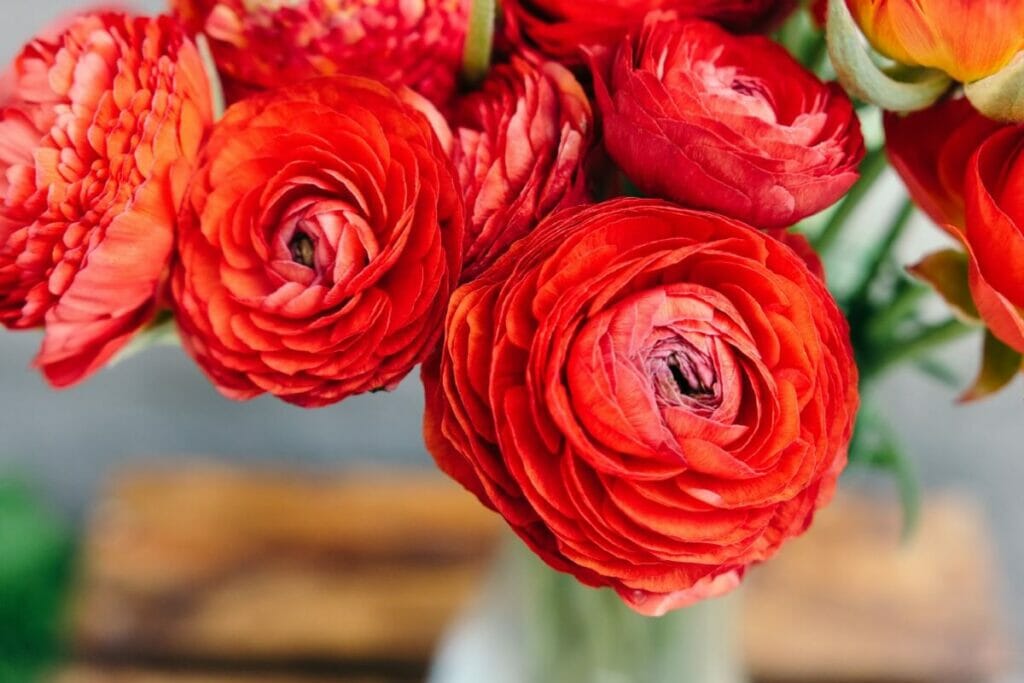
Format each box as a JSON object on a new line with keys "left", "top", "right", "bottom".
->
{"left": 776, "top": 7, "right": 825, "bottom": 70}
{"left": 865, "top": 282, "right": 929, "bottom": 342}
{"left": 848, "top": 198, "right": 915, "bottom": 308}
{"left": 807, "top": 36, "right": 831, "bottom": 77}
{"left": 814, "top": 147, "right": 888, "bottom": 253}
{"left": 195, "top": 34, "right": 226, "bottom": 120}
{"left": 862, "top": 318, "right": 973, "bottom": 382}
{"left": 889, "top": 441, "right": 922, "bottom": 540}
{"left": 462, "top": 0, "right": 497, "bottom": 85}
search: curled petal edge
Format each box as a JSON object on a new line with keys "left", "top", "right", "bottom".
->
{"left": 826, "top": 0, "right": 951, "bottom": 113}
{"left": 617, "top": 569, "right": 744, "bottom": 618}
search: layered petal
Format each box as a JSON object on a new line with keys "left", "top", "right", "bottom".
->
{"left": 887, "top": 97, "right": 1024, "bottom": 388}
{"left": 171, "top": 0, "right": 471, "bottom": 106}
{"left": 0, "top": 13, "right": 213, "bottom": 386}
{"left": 504, "top": 0, "right": 795, "bottom": 62}
{"left": 424, "top": 199, "right": 858, "bottom": 614}
{"left": 452, "top": 55, "right": 593, "bottom": 280}
{"left": 591, "top": 15, "right": 864, "bottom": 229}
{"left": 963, "top": 126, "right": 1024, "bottom": 353}
{"left": 172, "top": 76, "right": 464, "bottom": 406}
{"left": 884, "top": 98, "right": 1004, "bottom": 229}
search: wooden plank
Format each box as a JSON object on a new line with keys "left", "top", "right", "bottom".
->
{"left": 68, "top": 466, "right": 1012, "bottom": 682}
{"left": 743, "top": 492, "right": 1010, "bottom": 682}
{"left": 70, "top": 466, "right": 499, "bottom": 665}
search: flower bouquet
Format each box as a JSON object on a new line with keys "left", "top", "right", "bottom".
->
{"left": 1, "top": 0, "right": 1022, "bottom": 680}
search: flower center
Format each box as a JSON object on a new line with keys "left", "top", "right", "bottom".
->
{"left": 730, "top": 77, "right": 766, "bottom": 99}
{"left": 666, "top": 351, "right": 715, "bottom": 398}
{"left": 691, "top": 61, "right": 777, "bottom": 124}
{"left": 650, "top": 341, "right": 720, "bottom": 411}
{"left": 288, "top": 230, "right": 316, "bottom": 268}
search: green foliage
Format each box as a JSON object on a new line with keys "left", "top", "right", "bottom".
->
{"left": 775, "top": 5, "right": 826, "bottom": 72}
{"left": 961, "top": 332, "right": 1024, "bottom": 402}
{"left": 848, "top": 408, "right": 921, "bottom": 540}
{"left": 0, "top": 479, "right": 74, "bottom": 683}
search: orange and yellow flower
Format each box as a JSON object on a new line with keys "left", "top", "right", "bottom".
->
{"left": 849, "top": 0, "right": 1024, "bottom": 83}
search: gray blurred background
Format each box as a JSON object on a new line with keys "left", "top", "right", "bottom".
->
{"left": 0, "top": 0, "right": 1021, "bottom": 672}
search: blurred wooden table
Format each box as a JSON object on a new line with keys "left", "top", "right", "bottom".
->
{"left": 58, "top": 465, "right": 1012, "bottom": 682}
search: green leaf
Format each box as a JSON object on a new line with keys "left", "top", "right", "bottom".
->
{"left": 0, "top": 479, "right": 75, "bottom": 682}
{"left": 826, "top": 0, "right": 952, "bottom": 112}
{"left": 861, "top": 317, "right": 974, "bottom": 383}
{"left": 960, "top": 331, "right": 1023, "bottom": 402}
{"left": 462, "top": 0, "right": 497, "bottom": 85}
{"left": 813, "top": 146, "right": 888, "bottom": 254}
{"left": 908, "top": 249, "right": 980, "bottom": 322}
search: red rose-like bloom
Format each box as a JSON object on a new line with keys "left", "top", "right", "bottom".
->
{"left": 504, "top": 0, "right": 794, "bottom": 62}
{"left": 424, "top": 199, "right": 858, "bottom": 615}
{"left": 171, "top": 0, "right": 470, "bottom": 106}
{"left": 453, "top": 55, "right": 593, "bottom": 280}
{"left": 963, "top": 127, "right": 1024, "bottom": 353}
{"left": 591, "top": 15, "right": 864, "bottom": 229}
{"left": 0, "top": 13, "right": 212, "bottom": 386}
{"left": 884, "top": 100, "right": 1024, "bottom": 353}
{"left": 173, "top": 77, "right": 464, "bottom": 407}
{"left": 885, "top": 98, "right": 1004, "bottom": 230}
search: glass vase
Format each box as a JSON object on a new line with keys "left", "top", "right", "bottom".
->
{"left": 430, "top": 536, "right": 747, "bottom": 683}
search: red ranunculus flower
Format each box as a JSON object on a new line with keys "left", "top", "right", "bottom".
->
{"left": 885, "top": 100, "right": 1024, "bottom": 355}
{"left": 173, "top": 77, "right": 464, "bottom": 407}
{"left": 171, "top": 0, "right": 471, "bottom": 106}
{"left": 769, "top": 230, "right": 826, "bottom": 280}
{"left": 885, "top": 98, "right": 1004, "bottom": 230}
{"left": 453, "top": 55, "right": 593, "bottom": 281}
{"left": 963, "top": 127, "right": 1024, "bottom": 353}
{"left": 424, "top": 199, "right": 858, "bottom": 615}
{"left": 0, "top": 12, "right": 212, "bottom": 386}
{"left": 591, "top": 14, "right": 864, "bottom": 229}
{"left": 504, "top": 0, "right": 795, "bottom": 62}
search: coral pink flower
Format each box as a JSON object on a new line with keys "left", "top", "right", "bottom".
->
{"left": 0, "top": 13, "right": 213, "bottom": 385}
